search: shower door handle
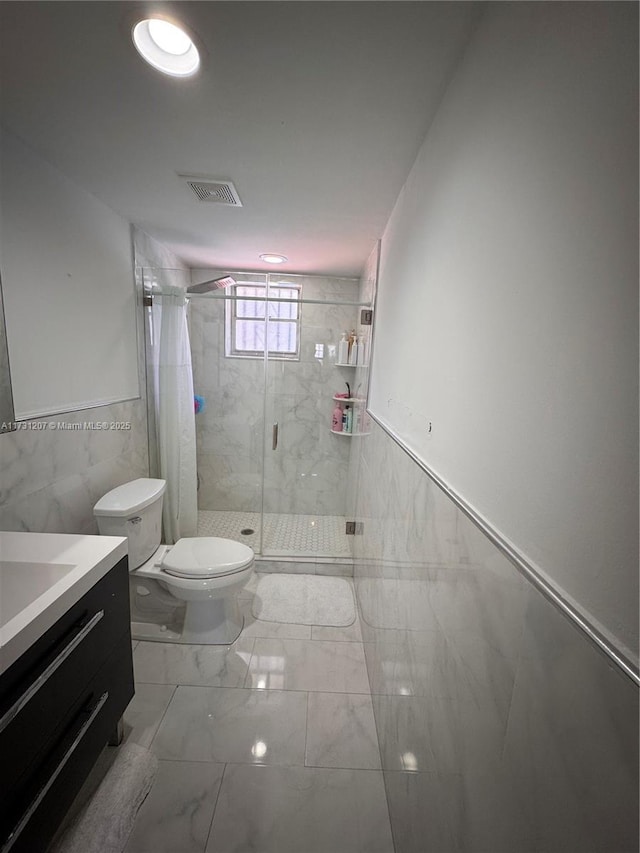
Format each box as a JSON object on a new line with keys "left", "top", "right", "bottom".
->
{"left": 272, "top": 422, "right": 279, "bottom": 450}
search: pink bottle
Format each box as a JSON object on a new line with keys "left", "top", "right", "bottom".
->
{"left": 331, "top": 402, "right": 343, "bottom": 432}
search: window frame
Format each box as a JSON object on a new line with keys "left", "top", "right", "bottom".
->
{"left": 224, "top": 281, "right": 302, "bottom": 361}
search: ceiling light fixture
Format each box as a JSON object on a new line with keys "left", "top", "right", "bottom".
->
{"left": 259, "top": 253, "right": 288, "bottom": 264}
{"left": 132, "top": 17, "right": 200, "bottom": 77}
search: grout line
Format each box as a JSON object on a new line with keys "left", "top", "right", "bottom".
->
{"left": 137, "top": 681, "right": 373, "bottom": 696}
{"left": 144, "top": 683, "right": 178, "bottom": 751}
{"left": 204, "top": 762, "right": 228, "bottom": 852}
{"left": 303, "top": 691, "right": 310, "bottom": 767}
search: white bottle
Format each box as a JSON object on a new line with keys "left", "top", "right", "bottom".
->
{"left": 356, "top": 335, "right": 365, "bottom": 366}
{"left": 338, "top": 332, "right": 349, "bottom": 364}
{"left": 348, "top": 333, "right": 358, "bottom": 365}
{"left": 344, "top": 405, "right": 353, "bottom": 434}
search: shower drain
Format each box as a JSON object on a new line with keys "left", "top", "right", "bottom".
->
{"left": 240, "top": 528, "right": 255, "bottom": 536}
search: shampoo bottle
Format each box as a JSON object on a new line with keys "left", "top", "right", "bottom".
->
{"left": 338, "top": 332, "right": 349, "bottom": 364}
{"left": 348, "top": 329, "right": 358, "bottom": 365}
{"left": 332, "top": 402, "right": 343, "bottom": 432}
{"left": 356, "top": 335, "right": 365, "bottom": 365}
{"left": 344, "top": 405, "right": 353, "bottom": 433}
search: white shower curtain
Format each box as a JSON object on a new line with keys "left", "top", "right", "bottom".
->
{"left": 152, "top": 285, "right": 197, "bottom": 543}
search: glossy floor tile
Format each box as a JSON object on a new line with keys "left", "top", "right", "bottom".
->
{"left": 245, "top": 637, "right": 370, "bottom": 693}
{"left": 152, "top": 685, "right": 307, "bottom": 766}
{"left": 124, "top": 760, "right": 224, "bottom": 853}
{"left": 122, "top": 683, "right": 176, "bottom": 749}
{"left": 133, "top": 638, "right": 254, "bottom": 687}
{"left": 239, "top": 598, "right": 313, "bottom": 641}
{"left": 306, "top": 692, "right": 381, "bottom": 770}
{"left": 205, "top": 764, "right": 394, "bottom": 853}
{"left": 113, "top": 572, "right": 400, "bottom": 851}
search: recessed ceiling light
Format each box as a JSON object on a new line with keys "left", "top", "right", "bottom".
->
{"left": 259, "top": 253, "right": 288, "bottom": 264}
{"left": 132, "top": 17, "right": 200, "bottom": 77}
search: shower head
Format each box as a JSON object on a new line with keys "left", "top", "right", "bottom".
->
{"left": 187, "top": 275, "right": 236, "bottom": 294}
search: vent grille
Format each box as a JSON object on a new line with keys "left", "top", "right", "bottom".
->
{"left": 182, "top": 177, "right": 242, "bottom": 207}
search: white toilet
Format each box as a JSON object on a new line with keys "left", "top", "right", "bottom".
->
{"left": 93, "top": 478, "right": 254, "bottom": 644}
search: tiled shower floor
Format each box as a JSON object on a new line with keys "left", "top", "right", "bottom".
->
{"left": 197, "top": 510, "right": 352, "bottom": 558}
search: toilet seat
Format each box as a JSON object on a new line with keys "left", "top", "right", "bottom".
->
{"left": 161, "top": 537, "right": 254, "bottom": 579}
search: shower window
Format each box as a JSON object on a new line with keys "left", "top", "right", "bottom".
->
{"left": 225, "top": 282, "right": 301, "bottom": 360}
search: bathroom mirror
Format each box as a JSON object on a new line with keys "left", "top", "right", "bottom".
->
{"left": 0, "top": 270, "right": 16, "bottom": 432}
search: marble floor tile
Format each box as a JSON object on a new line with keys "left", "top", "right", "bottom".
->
{"left": 124, "top": 760, "right": 224, "bottom": 853}
{"left": 311, "top": 615, "right": 363, "bottom": 642}
{"left": 363, "top": 634, "right": 452, "bottom": 697}
{"left": 152, "top": 686, "right": 307, "bottom": 766}
{"left": 205, "top": 764, "right": 394, "bottom": 853}
{"left": 123, "top": 683, "right": 176, "bottom": 749}
{"left": 239, "top": 599, "right": 312, "bottom": 640}
{"left": 133, "top": 638, "right": 254, "bottom": 687}
{"left": 306, "top": 692, "right": 381, "bottom": 770}
{"left": 245, "top": 638, "right": 370, "bottom": 693}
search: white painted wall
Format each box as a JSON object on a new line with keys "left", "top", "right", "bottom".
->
{"left": 369, "top": 3, "right": 638, "bottom": 656}
{"left": 0, "top": 128, "right": 139, "bottom": 418}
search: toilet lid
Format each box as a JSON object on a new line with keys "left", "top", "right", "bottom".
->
{"left": 161, "top": 537, "right": 254, "bottom": 579}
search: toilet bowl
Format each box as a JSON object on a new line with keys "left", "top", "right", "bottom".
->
{"left": 93, "top": 478, "right": 254, "bottom": 644}
{"left": 137, "top": 538, "right": 254, "bottom": 643}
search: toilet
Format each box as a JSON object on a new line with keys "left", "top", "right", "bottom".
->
{"left": 93, "top": 478, "right": 254, "bottom": 644}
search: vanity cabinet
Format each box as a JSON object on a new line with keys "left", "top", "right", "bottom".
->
{"left": 0, "top": 555, "right": 133, "bottom": 853}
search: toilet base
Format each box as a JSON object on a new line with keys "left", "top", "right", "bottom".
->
{"left": 181, "top": 596, "right": 244, "bottom": 644}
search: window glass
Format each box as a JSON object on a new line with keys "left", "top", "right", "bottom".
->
{"left": 225, "top": 283, "right": 300, "bottom": 359}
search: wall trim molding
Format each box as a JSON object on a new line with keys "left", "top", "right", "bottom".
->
{"left": 366, "top": 409, "right": 640, "bottom": 687}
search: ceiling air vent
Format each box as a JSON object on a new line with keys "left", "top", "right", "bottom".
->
{"left": 181, "top": 175, "right": 243, "bottom": 207}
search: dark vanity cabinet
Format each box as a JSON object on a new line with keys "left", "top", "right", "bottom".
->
{"left": 0, "top": 556, "right": 134, "bottom": 853}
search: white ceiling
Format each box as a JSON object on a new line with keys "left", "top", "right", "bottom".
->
{"left": 0, "top": 2, "right": 479, "bottom": 276}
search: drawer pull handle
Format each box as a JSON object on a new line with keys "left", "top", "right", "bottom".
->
{"left": 1, "top": 691, "right": 109, "bottom": 853}
{"left": 0, "top": 610, "right": 105, "bottom": 734}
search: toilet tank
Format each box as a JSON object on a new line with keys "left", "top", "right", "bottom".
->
{"left": 93, "top": 478, "right": 166, "bottom": 569}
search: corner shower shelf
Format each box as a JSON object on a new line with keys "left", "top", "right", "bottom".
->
{"left": 331, "top": 394, "right": 368, "bottom": 436}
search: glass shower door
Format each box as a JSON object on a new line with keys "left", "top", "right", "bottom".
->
{"left": 188, "top": 272, "right": 268, "bottom": 554}
{"left": 261, "top": 275, "right": 362, "bottom": 559}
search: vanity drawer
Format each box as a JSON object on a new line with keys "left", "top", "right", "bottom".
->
{"left": 0, "top": 557, "right": 131, "bottom": 793}
{"left": 1, "top": 633, "right": 134, "bottom": 853}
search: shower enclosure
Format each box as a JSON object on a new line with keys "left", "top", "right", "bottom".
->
{"left": 143, "top": 268, "right": 373, "bottom": 569}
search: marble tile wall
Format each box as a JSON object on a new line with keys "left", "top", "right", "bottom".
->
{"left": 190, "top": 275, "right": 361, "bottom": 516}
{"left": 0, "top": 398, "right": 148, "bottom": 534}
{"left": 351, "top": 419, "right": 639, "bottom": 853}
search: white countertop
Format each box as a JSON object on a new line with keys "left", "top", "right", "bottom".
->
{"left": 0, "top": 532, "right": 128, "bottom": 675}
